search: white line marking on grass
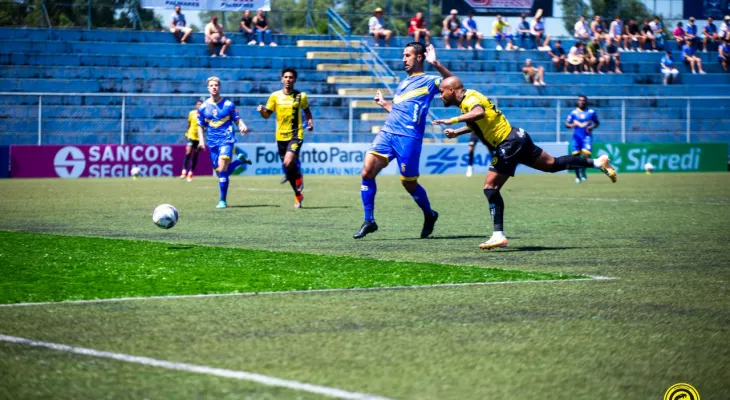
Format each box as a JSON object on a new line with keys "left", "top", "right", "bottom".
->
{"left": 0, "top": 277, "right": 616, "bottom": 308}
{"left": 0, "top": 335, "right": 392, "bottom": 400}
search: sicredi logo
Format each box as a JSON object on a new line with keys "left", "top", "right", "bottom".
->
{"left": 597, "top": 144, "right": 702, "bottom": 172}
{"left": 54, "top": 146, "right": 86, "bottom": 178}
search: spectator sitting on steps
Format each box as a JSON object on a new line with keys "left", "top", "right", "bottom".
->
{"left": 170, "top": 6, "right": 193, "bottom": 44}
{"left": 253, "top": 9, "right": 277, "bottom": 46}
{"left": 240, "top": 10, "right": 256, "bottom": 45}
{"left": 205, "top": 16, "right": 231, "bottom": 57}
{"left": 522, "top": 59, "right": 546, "bottom": 86}
{"left": 369, "top": 7, "right": 392, "bottom": 47}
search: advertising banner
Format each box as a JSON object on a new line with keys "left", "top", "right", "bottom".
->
{"left": 10, "top": 145, "right": 214, "bottom": 178}
{"left": 233, "top": 142, "right": 567, "bottom": 176}
{"left": 441, "top": 0, "right": 553, "bottom": 17}
{"left": 0, "top": 146, "right": 8, "bottom": 178}
{"left": 141, "top": 0, "right": 270, "bottom": 11}
{"left": 589, "top": 142, "right": 728, "bottom": 173}
{"left": 684, "top": 1, "right": 730, "bottom": 19}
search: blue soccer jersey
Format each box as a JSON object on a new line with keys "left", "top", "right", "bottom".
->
{"left": 380, "top": 73, "right": 442, "bottom": 139}
{"left": 197, "top": 98, "right": 240, "bottom": 147}
{"left": 567, "top": 108, "right": 599, "bottom": 137}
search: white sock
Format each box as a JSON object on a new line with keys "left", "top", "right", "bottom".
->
{"left": 491, "top": 231, "right": 505, "bottom": 239}
{"left": 592, "top": 158, "right": 602, "bottom": 168}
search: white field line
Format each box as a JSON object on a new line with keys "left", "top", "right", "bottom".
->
{"left": 0, "top": 277, "right": 616, "bottom": 308}
{"left": 0, "top": 334, "right": 392, "bottom": 400}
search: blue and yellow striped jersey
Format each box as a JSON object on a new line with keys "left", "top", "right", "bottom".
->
{"left": 566, "top": 108, "right": 599, "bottom": 137}
{"left": 197, "top": 98, "right": 240, "bottom": 146}
{"left": 381, "top": 73, "right": 442, "bottom": 139}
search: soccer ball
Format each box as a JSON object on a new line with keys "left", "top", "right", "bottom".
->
{"left": 152, "top": 204, "right": 178, "bottom": 229}
{"left": 644, "top": 162, "right": 655, "bottom": 175}
{"left": 130, "top": 167, "right": 140, "bottom": 179}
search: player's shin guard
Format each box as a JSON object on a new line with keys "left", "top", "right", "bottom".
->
{"left": 550, "top": 156, "right": 593, "bottom": 173}
{"left": 218, "top": 171, "right": 229, "bottom": 201}
{"left": 484, "top": 188, "right": 504, "bottom": 232}
{"left": 361, "top": 178, "right": 376, "bottom": 222}
{"left": 411, "top": 184, "right": 434, "bottom": 217}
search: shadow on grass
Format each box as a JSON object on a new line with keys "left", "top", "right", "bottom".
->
{"left": 301, "top": 206, "right": 352, "bottom": 210}
{"left": 504, "top": 246, "right": 581, "bottom": 252}
{"left": 228, "top": 205, "right": 281, "bottom": 208}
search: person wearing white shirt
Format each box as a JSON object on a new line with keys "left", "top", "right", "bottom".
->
{"left": 574, "top": 16, "right": 590, "bottom": 40}
{"left": 368, "top": 7, "right": 392, "bottom": 47}
{"left": 720, "top": 16, "right": 730, "bottom": 41}
{"left": 530, "top": 14, "right": 551, "bottom": 51}
{"left": 608, "top": 16, "right": 627, "bottom": 51}
{"left": 649, "top": 16, "right": 665, "bottom": 49}
{"left": 567, "top": 42, "right": 586, "bottom": 73}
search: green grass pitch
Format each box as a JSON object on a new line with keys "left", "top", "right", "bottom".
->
{"left": 0, "top": 173, "right": 729, "bottom": 399}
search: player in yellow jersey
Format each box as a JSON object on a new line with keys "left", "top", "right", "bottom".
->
{"left": 433, "top": 76, "right": 617, "bottom": 250}
{"left": 257, "top": 68, "right": 314, "bottom": 208}
{"left": 180, "top": 100, "right": 203, "bottom": 182}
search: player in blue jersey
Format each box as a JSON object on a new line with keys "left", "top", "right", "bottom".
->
{"left": 353, "top": 42, "right": 452, "bottom": 239}
{"left": 565, "top": 95, "right": 600, "bottom": 184}
{"left": 197, "top": 76, "right": 249, "bottom": 208}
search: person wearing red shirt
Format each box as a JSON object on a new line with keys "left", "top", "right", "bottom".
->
{"left": 408, "top": 12, "right": 431, "bottom": 45}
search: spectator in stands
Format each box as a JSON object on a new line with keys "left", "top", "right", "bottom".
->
{"left": 240, "top": 10, "right": 256, "bottom": 45}
{"left": 682, "top": 40, "right": 706, "bottom": 74}
{"left": 608, "top": 16, "right": 627, "bottom": 51}
{"left": 625, "top": 18, "right": 643, "bottom": 52}
{"left": 661, "top": 50, "right": 679, "bottom": 85}
{"left": 253, "top": 9, "right": 276, "bottom": 46}
{"left": 530, "top": 12, "right": 551, "bottom": 51}
{"left": 591, "top": 15, "right": 607, "bottom": 44}
{"left": 673, "top": 22, "right": 686, "bottom": 49}
{"left": 574, "top": 15, "right": 591, "bottom": 40}
{"left": 642, "top": 18, "right": 657, "bottom": 51}
{"left": 517, "top": 13, "right": 532, "bottom": 49}
{"left": 205, "top": 16, "right": 232, "bottom": 57}
{"left": 586, "top": 37, "right": 602, "bottom": 72}
{"left": 522, "top": 59, "right": 546, "bottom": 86}
{"left": 649, "top": 16, "right": 665, "bottom": 50}
{"left": 442, "top": 9, "right": 464, "bottom": 49}
{"left": 548, "top": 40, "right": 566, "bottom": 72}
{"left": 605, "top": 37, "right": 622, "bottom": 73}
{"left": 170, "top": 6, "right": 193, "bottom": 44}
{"left": 369, "top": 7, "right": 392, "bottom": 47}
{"left": 686, "top": 17, "right": 700, "bottom": 50}
{"left": 703, "top": 17, "right": 719, "bottom": 52}
{"left": 721, "top": 16, "right": 730, "bottom": 41}
{"left": 567, "top": 41, "right": 586, "bottom": 73}
{"left": 462, "top": 12, "right": 484, "bottom": 50}
{"left": 408, "top": 12, "right": 431, "bottom": 45}
{"left": 719, "top": 38, "right": 730, "bottom": 72}
{"left": 492, "top": 14, "right": 514, "bottom": 51}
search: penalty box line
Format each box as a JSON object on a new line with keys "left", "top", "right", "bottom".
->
{"left": 0, "top": 276, "right": 616, "bottom": 308}
{"left": 0, "top": 334, "right": 392, "bottom": 400}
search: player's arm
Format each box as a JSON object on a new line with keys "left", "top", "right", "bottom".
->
{"left": 425, "top": 44, "right": 453, "bottom": 78}
{"left": 257, "top": 104, "right": 273, "bottom": 118}
{"left": 258, "top": 94, "right": 275, "bottom": 119}
{"left": 374, "top": 90, "right": 392, "bottom": 112}
{"left": 443, "top": 125, "right": 472, "bottom": 139}
{"left": 303, "top": 107, "right": 314, "bottom": 131}
{"left": 433, "top": 105, "right": 484, "bottom": 125}
{"left": 587, "top": 114, "right": 599, "bottom": 133}
{"left": 564, "top": 114, "right": 575, "bottom": 129}
{"left": 197, "top": 126, "right": 206, "bottom": 150}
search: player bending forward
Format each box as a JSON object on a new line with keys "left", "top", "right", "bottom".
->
{"left": 353, "top": 42, "right": 452, "bottom": 239}
{"left": 433, "top": 76, "right": 617, "bottom": 250}
{"left": 198, "top": 76, "right": 249, "bottom": 208}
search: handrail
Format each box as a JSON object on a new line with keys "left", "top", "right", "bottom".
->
{"left": 326, "top": 7, "right": 351, "bottom": 47}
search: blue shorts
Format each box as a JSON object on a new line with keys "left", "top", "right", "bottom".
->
{"left": 571, "top": 135, "right": 592, "bottom": 155}
{"left": 495, "top": 32, "right": 513, "bottom": 41}
{"left": 209, "top": 143, "right": 234, "bottom": 167}
{"left": 369, "top": 131, "right": 422, "bottom": 181}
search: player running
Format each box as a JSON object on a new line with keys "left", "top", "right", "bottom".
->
{"left": 433, "top": 76, "right": 616, "bottom": 250}
{"left": 257, "top": 67, "right": 313, "bottom": 208}
{"left": 180, "top": 99, "right": 203, "bottom": 182}
{"left": 197, "top": 76, "right": 249, "bottom": 209}
{"left": 353, "top": 42, "right": 452, "bottom": 239}
{"left": 565, "top": 95, "right": 599, "bottom": 184}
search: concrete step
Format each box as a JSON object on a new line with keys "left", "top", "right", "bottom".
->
{"left": 307, "top": 51, "right": 369, "bottom": 60}
{"left": 316, "top": 63, "right": 383, "bottom": 72}
{"left": 327, "top": 75, "right": 398, "bottom": 84}
{"left": 337, "top": 87, "right": 382, "bottom": 96}
{"left": 297, "top": 40, "right": 360, "bottom": 48}
{"left": 360, "top": 113, "right": 389, "bottom": 121}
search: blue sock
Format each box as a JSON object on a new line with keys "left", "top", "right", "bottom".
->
{"left": 361, "top": 178, "right": 376, "bottom": 222}
{"left": 411, "top": 184, "right": 433, "bottom": 216}
{"left": 227, "top": 159, "right": 242, "bottom": 175}
{"left": 218, "top": 170, "right": 229, "bottom": 202}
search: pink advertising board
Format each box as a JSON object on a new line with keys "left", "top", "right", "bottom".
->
{"left": 10, "top": 145, "right": 214, "bottom": 178}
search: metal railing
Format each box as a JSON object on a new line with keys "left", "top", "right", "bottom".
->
{"left": 3, "top": 93, "right": 728, "bottom": 146}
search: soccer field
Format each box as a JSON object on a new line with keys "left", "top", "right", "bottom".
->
{"left": 1, "top": 173, "right": 729, "bottom": 399}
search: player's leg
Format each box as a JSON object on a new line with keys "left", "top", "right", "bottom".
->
{"left": 529, "top": 148, "right": 616, "bottom": 182}
{"left": 282, "top": 140, "right": 304, "bottom": 208}
{"left": 181, "top": 141, "right": 192, "bottom": 178}
{"left": 479, "top": 170, "right": 511, "bottom": 250}
{"left": 571, "top": 135, "right": 583, "bottom": 183}
{"left": 580, "top": 136, "right": 592, "bottom": 180}
{"left": 395, "top": 136, "right": 438, "bottom": 239}
{"left": 466, "top": 134, "right": 478, "bottom": 177}
{"left": 353, "top": 152, "right": 389, "bottom": 239}
{"left": 216, "top": 145, "right": 234, "bottom": 208}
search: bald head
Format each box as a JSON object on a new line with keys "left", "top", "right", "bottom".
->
{"left": 440, "top": 76, "right": 463, "bottom": 91}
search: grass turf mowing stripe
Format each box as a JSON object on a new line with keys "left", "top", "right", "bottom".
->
{"left": 0, "top": 231, "right": 586, "bottom": 304}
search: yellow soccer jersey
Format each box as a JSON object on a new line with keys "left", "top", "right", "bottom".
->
{"left": 265, "top": 90, "right": 309, "bottom": 141}
{"left": 492, "top": 20, "right": 510, "bottom": 36}
{"left": 186, "top": 110, "right": 199, "bottom": 140}
{"left": 459, "top": 89, "right": 512, "bottom": 149}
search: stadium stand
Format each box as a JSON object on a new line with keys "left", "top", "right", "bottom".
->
{"left": 0, "top": 27, "right": 728, "bottom": 146}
